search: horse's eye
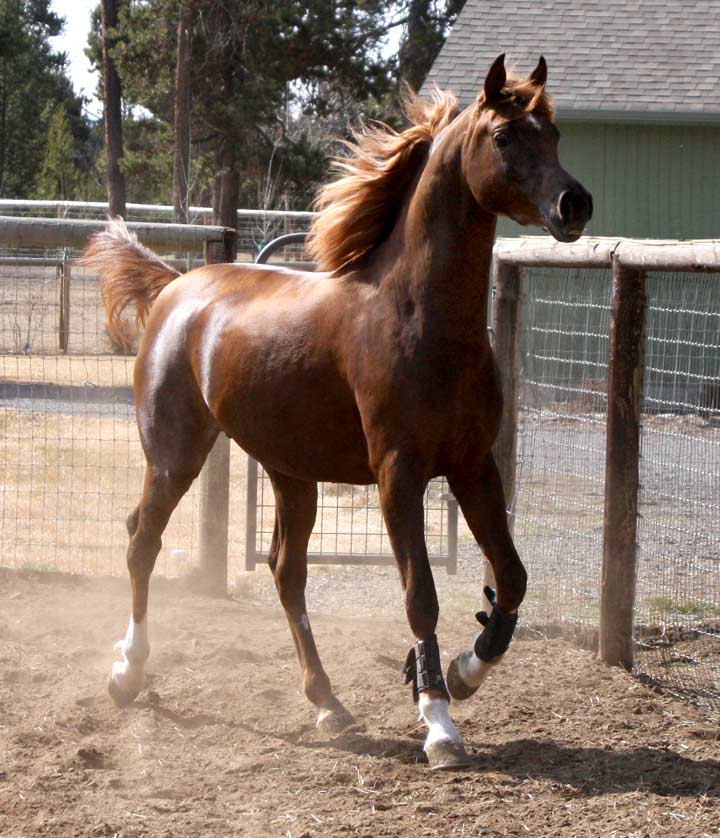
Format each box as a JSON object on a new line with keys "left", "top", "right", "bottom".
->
{"left": 494, "top": 132, "right": 511, "bottom": 149}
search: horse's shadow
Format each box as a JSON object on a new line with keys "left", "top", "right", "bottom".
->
{"left": 134, "top": 698, "right": 719, "bottom": 798}
{"left": 471, "top": 738, "right": 720, "bottom": 798}
{"left": 242, "top": 722, "right": 720, "bottom": 798}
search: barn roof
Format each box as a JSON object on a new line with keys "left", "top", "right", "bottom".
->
{"left": 423, "top": 0, "right": 720, "bottom": 122}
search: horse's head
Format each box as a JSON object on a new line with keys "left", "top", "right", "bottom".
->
{"left": 462, "top": 54, "right": 592, "bottom": 242}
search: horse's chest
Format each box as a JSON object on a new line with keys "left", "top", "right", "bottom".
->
{"left": 359, "top": 346, "right": 501, "bottom": 451}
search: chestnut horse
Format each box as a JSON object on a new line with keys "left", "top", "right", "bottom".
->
{"left": 83, "top": 55, "right": 592, "bottom": 770}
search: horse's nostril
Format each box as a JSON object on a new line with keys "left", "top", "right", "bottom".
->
{"left": 558, "top": 191, "right": 573, "bottom": 225}
{"left": 558, "top": 189, "right": 592, "bottom": 226}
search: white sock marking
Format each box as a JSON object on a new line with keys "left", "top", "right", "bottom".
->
{"left": 456, "top": 605, "right": 517, "bottom": 692}
{"left": 456, "top": 645, "right": 500, "bottom": 690}
{"left": 111, "top": 616, "right": 150, "bottom": 697}
{"left": 418, "top": 693, "right": 463, "bottom": 751}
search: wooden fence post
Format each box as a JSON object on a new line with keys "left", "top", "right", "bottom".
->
{"left": 58, "top": 254, "right": 71, "bottom": 352}
{"left": 198, "top": 229, "right": 236, "bottom": 595}
{"left": 486, "top": 259, "right": 522, "bottom": 608}
{"left": 598, "top": 259, "right": 646, "bottom": 669}
{"left": 445, "top": 494, "right": 458, "bottom": 575}
{"left": 244, "top": 457, "right": 258, "bottom": 571}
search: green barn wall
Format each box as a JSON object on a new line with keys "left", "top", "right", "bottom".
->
{"left": 497, "top": 122, "right": 720, "bottom": 240}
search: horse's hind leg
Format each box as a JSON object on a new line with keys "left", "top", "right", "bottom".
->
{"left": 109, "top": 397, "right": 219, "bottom": 706}
{"left": 445, "top": 451, "right": 527, "bottom": 701}
{"left": 109, "top": 459, "right": 210, "bottom": 705}
{"left": 267, "top": 469, "right": 354, "bottom": 732}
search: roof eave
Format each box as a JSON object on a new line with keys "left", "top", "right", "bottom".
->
{"left": 556, "top": 108, "right": 720, "bottom": 126}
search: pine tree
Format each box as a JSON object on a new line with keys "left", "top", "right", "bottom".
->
{"left": 91, "top": 0, "right": 396, "bottom": 215}
{"left": 0, "top": 0, "right": 88, "bottom": 197}
{"left": 80, "top": 0, "right": 464, "bottom": 212}
{"left": 34, "top": 105, "right": 80, "bottom": 200}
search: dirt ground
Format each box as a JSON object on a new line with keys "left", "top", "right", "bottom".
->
{"left": 1, "top": 569, "right": 719, "bottom": 838}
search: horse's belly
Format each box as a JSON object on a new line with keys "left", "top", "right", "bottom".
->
{"left": 212, "top": 369, "right": 373, "bottom": 485}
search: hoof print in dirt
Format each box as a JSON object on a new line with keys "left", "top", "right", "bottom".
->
{"left": 76, "top": 747, "right": 104, "bottom": 768}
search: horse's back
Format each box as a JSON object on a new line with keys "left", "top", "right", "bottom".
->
{"left": 136, "top": 263, "right": 374, "bottom": 484}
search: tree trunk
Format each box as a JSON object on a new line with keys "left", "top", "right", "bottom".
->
{"left": 0, "top": 71, "right": 7, "bottom": 194}
{"left": 211, "top": 141, "right": 238, "bottom": 259}
{"left": 172, "top": 4, "right": 193, "bottom": 224}
{"left": 100, "top": 0, "right": 126, "bottom": 218}
{"left": 399, "top": 0, "right": 433, "bottom": 92}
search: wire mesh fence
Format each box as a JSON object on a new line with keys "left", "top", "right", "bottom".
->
{"left": 1, "top": 216, "right": 718, "bottom": 718}
{"left": 634, "top": 272, "right": 720, "bottom": 713}
{"left": 251, "top": 468, "right": 452, "bottom": 564}
{"left": 0, "top": 217, "right": 455, "bottom": 586}
{"left": 510, "top": 262, "right": 719, "bottom": 717}
{"left": 0, "top": 254, "right": 201, "bottom": 577}
{"left": 511, "top": 267, "right": 611, "bottom": 636}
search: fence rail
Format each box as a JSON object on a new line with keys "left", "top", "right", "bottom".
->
{"left": 0, "top": 200, "right": 314, "bottom": 261}
{"left": 0, "top": 198, "right": 315, "bottom": 223}
{"left": 0, "top": 215, "right": 231, "bottom": 253}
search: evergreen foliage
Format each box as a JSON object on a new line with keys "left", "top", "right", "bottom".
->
{"left": 0, "top": 0, "right": 89, "bottom": 197}
{"left": 3, "top": 0, "right": 463, "bottom": 209}
{"left": 86, "top": 0, "right": 463, "bottom": 211}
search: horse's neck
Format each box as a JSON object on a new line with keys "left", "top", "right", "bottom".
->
{"left": 377, "top": 134, "right": 496, "bottom": 336}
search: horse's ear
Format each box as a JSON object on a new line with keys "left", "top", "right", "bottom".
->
{"left": 482, "top": 54, "right": 506, "bottom": 103}
{"left": 529, "top": 55, "right": 548, "bottom": 89}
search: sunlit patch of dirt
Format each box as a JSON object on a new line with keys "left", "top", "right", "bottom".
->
{"left": 0, "top": 569, "right": 718, "bottom": 837}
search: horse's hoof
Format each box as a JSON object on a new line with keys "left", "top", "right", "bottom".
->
{"left": 316, "top": 703, "right": 355, "bottom": 734}
{"left": 446, "top": 657, "right": 479, "bottom": 702}
{"left": 425, "top": 738, "right": 472, "bottom": 771}
{"left": 107, "top": 675, "right": 140, "bottom": 708}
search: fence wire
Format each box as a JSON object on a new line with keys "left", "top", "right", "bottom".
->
{"left": 252, "top": 468, "right": 451, "bottom": 562}
{"left": 634, "top": 272, "right": 720, "bottom": 714}
{"left": 0, "top": 251, "right": 201, "bottom": 577}
{"left": 511, "top": 267, "right": 611, "bottom": 640}
{"left": 0, "top": 235, "right": 452, "bottom": 583}
{"left": 513, "top": 266, "right": 719, "bottom": 717}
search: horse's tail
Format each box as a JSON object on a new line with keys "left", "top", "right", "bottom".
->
{"left": 81, "top": 218, "right": 181, "bottom": 351}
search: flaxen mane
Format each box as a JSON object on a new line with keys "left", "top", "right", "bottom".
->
{"left": 309, "top": 78, "right": 554, "bottom": 275}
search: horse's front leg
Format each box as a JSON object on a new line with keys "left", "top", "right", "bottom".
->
{"left": 377, "top": 452, "right": 471, "bottom": 770}
{"left": 445, "top": 452, "right": 527, "bottom": 701}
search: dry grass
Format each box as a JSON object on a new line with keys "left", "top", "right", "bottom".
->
{"left": 1, "top": 353, "right": 133, "bottom": 388}
{"left": 1, "top": 374, "right": 455, "bottom": 579}
{"left": 1, "top": 409, "right": 203, "bottom": 576}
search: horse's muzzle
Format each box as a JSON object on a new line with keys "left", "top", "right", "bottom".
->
{"left": 545, "top": 184, "right": 593, "bottom": 242}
